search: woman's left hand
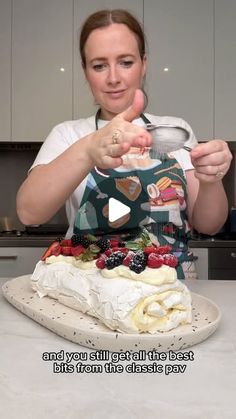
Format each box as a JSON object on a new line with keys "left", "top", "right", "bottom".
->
{"left": 190, "top": 139, "right": 232, "bottom": 183}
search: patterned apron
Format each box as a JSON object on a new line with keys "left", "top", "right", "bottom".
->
{"left": 74, "top": 147, "right": 195, "bottom": 279}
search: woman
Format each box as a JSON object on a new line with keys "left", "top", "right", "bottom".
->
{"left": 16, "top": 9, "right": 232, "bottom": 278}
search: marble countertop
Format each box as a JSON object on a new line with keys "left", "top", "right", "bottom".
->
{"left": 1, "top": 277, "right": 236, "bottom": 419}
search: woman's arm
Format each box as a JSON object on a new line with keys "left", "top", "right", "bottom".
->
{"left": 186, "top": 139, "right": 232, "bottom": 234}
{"left": 16, "top": 90, "right": 151, "bottom": 225}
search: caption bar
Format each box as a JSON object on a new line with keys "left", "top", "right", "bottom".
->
{"left": 42, "top": 349, "right": 194, "bottom": 374}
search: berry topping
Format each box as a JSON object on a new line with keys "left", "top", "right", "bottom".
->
{"left": 163, "top": 254, "right": 178, "bottom": 267}
{"left": 122, "top": 251, "right": 135, "bottom": 267}
{"left": 60, "top": 239, "right": 72, "bottom": 247}
{"left": 71, "top": 245, "right": 85, "bottom": 257}
{"left": 147, "top": 253, "right": 164, "bottom": 269}
{"left": 61, "top": 246, "right": 72, "bottom": 256}
{"left": 105, "top": 251, "right": 126, "bottom": 270}
{"left": 129, "top": 250, "right": 147, "bottom": 274}
{"left": 71, "top": 234, "right": 91, "bottom": 248}
{"left": 156, "top": 245, "right": 172, "bottom": 255}
{"left": 143, "top": 245, "right": 158, "bottom": 255}
{"left": 144, "top": 245, "right": 172, "bottom": 255}
{"left": 96, "top": 254, "right": 107, "bottom": 269}
{"left": 110, "top": 239, "right": 120, "bottom": 248}
{"left": 96, "top": 237, "right": 110, "bottom": 252}
{"left": 41, "top": 241, "right": 61, "bottom": 261}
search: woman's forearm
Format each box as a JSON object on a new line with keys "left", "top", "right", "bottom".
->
{"left": 191, "top": 181, "right": 228, "bottom": 235}
{"left": 16, "top": 135, "right": 94, "bottom": 225}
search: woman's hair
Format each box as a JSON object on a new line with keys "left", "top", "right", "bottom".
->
{"left": 79, "top": 9, "right": 146, "bottom": 68}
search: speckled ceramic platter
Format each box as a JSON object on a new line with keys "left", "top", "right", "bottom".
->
{"left": 2, "top": 275, "right": 221, "bottom": 352}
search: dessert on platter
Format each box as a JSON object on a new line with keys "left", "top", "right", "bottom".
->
{"left": 31, "top": 230, "right": 192, "bottom": 334}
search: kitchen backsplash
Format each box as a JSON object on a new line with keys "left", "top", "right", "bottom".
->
{"left": 0, "top": 142, "right": 68, "bottom": 230}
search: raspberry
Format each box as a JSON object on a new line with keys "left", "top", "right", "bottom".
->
{"left": 163, "top": 254, "right": 178, "bottom": 267}
{"left": 104, "top": 249, "right": 113, "bottom": 256}
{"left": 96, "top": 255, "right": 107, "bottom": 269}
{"left": 147, "top": 253, "right": 164, "bottom": 268}
{"left": 143, "top": 246, "right": 159, "bottom": 255}
{"left": 123, "top": 251, "right": 135, "bottom": 267}
{"left": 110, "top": 239, "right": 120, "bottom": 248}
{"left": 156, "top": 245, "right": 172, "bottom": 255}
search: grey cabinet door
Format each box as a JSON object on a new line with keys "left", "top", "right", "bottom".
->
{"left": 12, "top": 0, "right": 73, "bottom": 142}
{"left": 215, "top": 0, "right": 236, "bottom": 141}
{"left": 0, "top": 0, "right": 11, "bottom": 141}
{"left": 144, "top": 0, "right": 214, "bottom": 140}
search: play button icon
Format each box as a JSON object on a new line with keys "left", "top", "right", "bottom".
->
{"left": 108, "top": 198, "right": 131, "bottom": 223}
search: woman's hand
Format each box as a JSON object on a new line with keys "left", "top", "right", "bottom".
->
{"left": 190, "top": 139, "right": 232, "bottom": 183}
{"left": 86, "top": 89, "right": 152, "bottom": 169}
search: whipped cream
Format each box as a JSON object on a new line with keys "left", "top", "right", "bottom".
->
{"left": 45, "top": 255, "right": 96, "bottom": 270}
{"left": 101, "top": 264, "right": 177, "bottom": 285}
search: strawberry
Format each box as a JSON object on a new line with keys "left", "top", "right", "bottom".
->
{"left": 147, "top": 253, "right": 164, "bottom": 268}
{"left": 122, "top": 251, "right": 135, "bottom": 267}
{"left": 51, "top": 243, "right": 62, "bottom": 256}
{"left": 60, "top": 239, "right": 72, "bottom": 247}
{"left": 71, "top": 245, "right": 85, "bottom": 257}
{"left": 61, "top": 246, "right": 72, "bottom": 256}
{"left": 163, "top": 254, "right": 178, "bottom": 268}
{"left": 96, "top": 254, "right": 107, "bottom": 269}
{"left": 41, "top": 241, "right": 61, "bottom": 261}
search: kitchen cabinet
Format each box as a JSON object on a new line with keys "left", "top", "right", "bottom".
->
{"left": 0, "top": 247, "right": 45, "bottom": 277}
{"left": 189, "top": 247, "right": 209, "bottom": 279}
{"left": 12, "top": 0, "right": 73, "bottom": 142}
{"left": 73, "top": 0, "right": 143, "bottom": 118}
{"left": 215, "top": 0, "right": 236, "bottom": 141}
{"left": 143, "top": 0, "right": 214, "bottom": 140}
{"left": 0, "top": 0, "right": 11, "bottom": 141}
{"left": 209, "top": 247, "right": 236, "bottom": 280}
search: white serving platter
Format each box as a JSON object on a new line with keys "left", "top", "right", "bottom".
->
{"left": 2, "top": 275, "right": 221, "bottom": 352}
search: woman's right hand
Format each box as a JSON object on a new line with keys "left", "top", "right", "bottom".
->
{"left": 86, "top": 89, "right": 152, "bottom": 169}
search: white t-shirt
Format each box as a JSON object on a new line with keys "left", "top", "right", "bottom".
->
{"left": 31, "top": 113, "right": 197, "bottom": 237}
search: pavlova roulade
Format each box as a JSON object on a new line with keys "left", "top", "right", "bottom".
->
{"left": 31, "top": 253, "right": 192, "bottom": 334}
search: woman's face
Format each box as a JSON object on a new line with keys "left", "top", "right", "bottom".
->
{"left": 83, "top": 23, "right": 147, "bottom": 120}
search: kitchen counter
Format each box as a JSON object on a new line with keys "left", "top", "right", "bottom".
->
{"left": 0, "top": 277, "right": 236, "bottom": 419}
{"left": 0, "top": 234, "right": 62, "bottom": 247}
{"left": 1, "top": 235, "right": 236, "bottom": 248}
{"left": 189, "top": 238, "right": 236, "bottom": 248}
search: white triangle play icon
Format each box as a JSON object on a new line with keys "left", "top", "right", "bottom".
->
{"left": 108, "top": 198, "right": 131, "bottom": 223}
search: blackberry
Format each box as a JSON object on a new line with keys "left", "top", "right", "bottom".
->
{"left": 96, "top": 237, "right": 110, "bottom": 252}
{"left": 133, "top": 250, "right": 147, "bottom": 264}
{"left": 105, "top": 251, "right": 126, "bottom": 270}
{"left": 71, "top": 234, "right": 91, "bottom": 248}
{"left": 129, "top": 250, "right": 147, "bottom": 274}
{"left": 118, "top": 241, "right": 126, "bottom": 247}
